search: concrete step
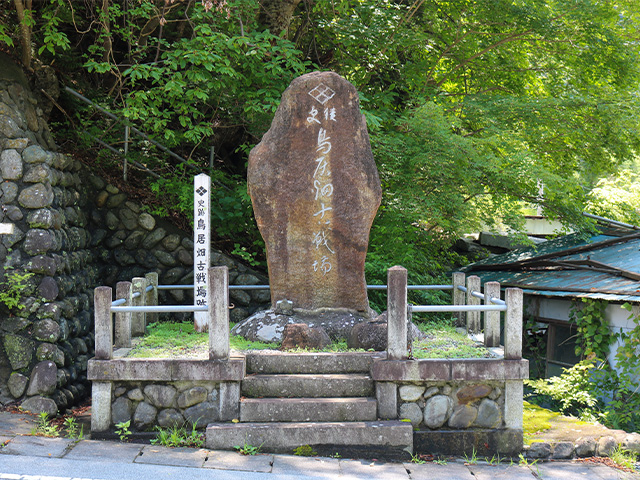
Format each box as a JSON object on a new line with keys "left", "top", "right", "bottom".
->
{"left": 240, "top": 397, "right": 378, "bottom": 423}
{"left": 241, "top": 374, "right": 374, "bottom": 398}
{"left": 205, "top": 420, "right": 413, "bottom": 459}
{"left": 245, "top": 352, "right": 384, "bottom": 374}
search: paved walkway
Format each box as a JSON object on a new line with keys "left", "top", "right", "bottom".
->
{"left": 1, "top": 412, "right": 638, "bottom": 480}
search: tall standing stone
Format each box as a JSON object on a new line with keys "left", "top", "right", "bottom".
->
{"left": 248, "top": 71, "right": 381, "bottom": 314}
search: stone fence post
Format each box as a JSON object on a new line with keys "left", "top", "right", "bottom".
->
{"left": 114, "top": 281, "right": 132, "bottom": 348}
{"left": 504, "top": 287, "right": 523, "bottom": 360}
{"left": 93, "top": 286, "right": 113, "bottom": 433}
{"left": 145, "top": 272, "right": 159, "bottom": 325}
{"left": 504, "top": 287, "right": 524, "bottom": 431}
{"left": 484, "top": 281, "right": 501, "bottom": 347}
{"left": 209, "top": 266, "right": 229, "bottom": 360}
{"left": 466, "top": 275, "right": 481, "bottom": 334}
{"left": 452, "top": 272, "right": 466, "bottom": 327}
{"left": 387, "top": 266, "right": 408, "bottom": 360}
{"left": 131, "top": 277, "right": 147, "bottom": 337}
{"left": 94, "top": 286, "right": 113, "bottom": 360}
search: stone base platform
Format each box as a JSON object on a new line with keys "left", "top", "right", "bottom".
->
{"left": 414, "top": 428, "right": 523, "bottom": 457}
{"left": 205, "top": 420, "right": 413, "bottom": 460}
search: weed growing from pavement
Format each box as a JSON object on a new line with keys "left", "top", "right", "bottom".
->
{"left": 151, "top": 422, "right": 204, "bottom": 448}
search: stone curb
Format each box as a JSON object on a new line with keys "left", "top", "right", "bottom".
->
{"left": 525, "top": 433, "right": 640, "bottom": 460}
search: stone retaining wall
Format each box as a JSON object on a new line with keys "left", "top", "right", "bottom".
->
{"left": 397, "top": 381, "right": 505, "bottom": 430}
{"left": 0, "top": 55, "right": 267, "bottom": 413}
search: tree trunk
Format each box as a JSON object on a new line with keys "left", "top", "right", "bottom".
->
{"left": 13, "top": 0, "right": 33, "bottom": 70}
{"left": 258, "top": 0, "right": 303, "bottom": 37}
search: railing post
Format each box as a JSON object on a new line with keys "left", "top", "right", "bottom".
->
{"left": 209, "top": 266, "right": 229, "bottom": 360}
{"left": 387, "top": 265, "right": 408, "bottom": 360}
{"left": 131, "top": 277, "right": 147, "bottom": 337}
{"left": 94, "top": 286, "right": 113, "bottom": 360}
{"left": 452, "top": 272, "right": 466, "bottom": 327}
{"left": 484, "top": 281, "right": 501, "bottom": 347}
{"left": 504, "top": 287, "right": 523, "bottom": 359}
{"left": 114, "top": 281, "right": 132, "bottom": 348}
{"left": 466, "top": 275, "right": 481, "bottom": 334}
{"left": 145, "top": 272, "right": 159, "bottom": 325}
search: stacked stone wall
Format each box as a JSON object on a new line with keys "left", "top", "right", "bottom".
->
{"left": 397, "top": 381, "right": 504, "bottom": 430}
{"left": 0, "top": 56, "right": 268, "bottom": 414}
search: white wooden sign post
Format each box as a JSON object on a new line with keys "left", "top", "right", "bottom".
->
{"left": 193, "top": 173, "right": 211, "bottom": 332}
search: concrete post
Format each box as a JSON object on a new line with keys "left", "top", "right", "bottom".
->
{"left": 145, "top": 272, "right": 159, "bottom": 325}
{"left": 484, "top": 281, "right": 501, "bottom": 347}
{"left": 91, "top": 382, "right": 113, "bottom": 432}
{"left": 209, "top": 266, "right": 229, "bottom": 360}
{"left": 505, "top": 287, "right": 523, "bottom": 360}
{"left": 219, "top": 382, "right": 240, "bottom": 421}
{"left": 387, "top": 266, "right": 408, "bottom": 360}
{"left": 94, "top": 286, "right": 113, "bottom": 360}
{"left": 376, "top": 382, "right": 398, "bottom": 419}
{"left": 504, "top": 380, "right": 524, "bottom": 429}
{"left": 131, "top": 277, "right": 147, "bottom": 337}
{"left": 114, "top": 281, "right": 132, "bottom": 348}
{"left": 466, "top": 275, "right": 481, "bottom": 334}
{"left": 452, "top": 272, "right": 466, "bottom": 327}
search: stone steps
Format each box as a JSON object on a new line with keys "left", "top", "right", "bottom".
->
{"left": 241, "top": 373, "right": 374, "bottom": 398}
{"left": 245, "top": 351, "right": 383, "bottom": 374}
{"left": 240, "top": 397, "right": 378, "bottom": 423}
{"left": 205, "top": 420, "right": 413, "bottom": 459}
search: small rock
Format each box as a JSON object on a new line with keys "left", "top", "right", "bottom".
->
{"left": 133, "top": 401, "right": 157, "bottom": 430}
{"left": 177, "top": 387, "right": 208, "bottom": 409}
{"left": 448, "top": 404, "right": 477, "bottom": 429}
{"left": 552, "top": 442, "right": 575, "bottom": 459}
{"left": 144, "top": 385, "right": 176, "bottom": 408}
{"left": 597, "top": 436, "right": 617, "bottom": 457}
{"left": 399, "top": 385, "right": 425, "bottom": 402}
{"left": 112, "top": 397, "right": 133, "bottom": 425}
{"left": 0, "top": 149, "right": 23, "bottom": 179}
{"left": 622, "top": 433, "right": 640, "bottom": 454}
{"left": 456, "top": 384, "right": 492, "bottom": 404}
{"left": 527, "top": 442, "right": 552, "bottom": 459}
{"left": 399, "top": 402, "right": 423, "bottom": 426}
{"left": 138, "top": 213, "right": 156, "bottom": 231}
{"left": 347, "top": 321, "right": 387, "bottom": 351}
{"left": 183, "top": 401, "right": 218, "bottom": 429}
{"left": 127, "top": 388, "right": 144, "bottom": 402}
{"left": 22, "top": 145, "right": 51, "bottom": 164}
{"left": 18, "top": 183, "right": 54, "bottom": 209}
{"left": 474, "top": 398, "right": 501, "bottom": 428}
{"left": 424, "top": 395, "right": 452, "bottom": 429}
{"left": 21, "top": 396, "right": 57, "bottom": 417}
{"left": 575, "top": 437, "right": 597, "bottom": 457}
{"left": 158, "top": 409, "right": 184, "bottom": 428}
{"left": 280, "top": 323, "right": 331, "bottom": 350}
{"left": 7, "top": 372, "right": 29, "bottom": 398}
{"left": 423, "top": 386, "right": 439, "bottom": 399}
{"left": 26, "top": 361, "right": 57, "bottom": 396}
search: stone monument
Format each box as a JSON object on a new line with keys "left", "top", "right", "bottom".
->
{"left": 232, "top": 71, "right": 382, "bottom": 343}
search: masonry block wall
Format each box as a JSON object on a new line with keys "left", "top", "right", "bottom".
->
{"left": 0, "top": 56, "right": 267, "bottom": 412}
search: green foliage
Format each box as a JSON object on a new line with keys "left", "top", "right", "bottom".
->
{"left": 525, "top": 360, "right": 600, "bottom": 417}
{"left": 609, "top": 446, "right": 638, "bottom": 472}
{"left": 0, "top": 268, "right": 35, "bottom": 311}
{"left": 569, "top": 298, "right": 612, "bottom": 358}
{"left": 115, "top": 420, "right": 132, "bottom": 442}
{"left": 412, "top": 318, "right": 492, "bottom": 359}
{"left": 63, "top": 417, "right": 84, "bottom": 440}
{"left": 523, "top": 317, "right": 547, "bottom": 378}
{"left": 587, "top": 158, "right": 640, "bottom": 226}
{"left": 293, "top": 445, "right": 317, "bottom": 457}
{"left": 31, "top": 412, "right": 60, "bottom": 437}
{"left": 151, "top": 423, "right": 204, "bottom": 448}
{"left": 234, "top": 440, "right": 263, "bottom": 455}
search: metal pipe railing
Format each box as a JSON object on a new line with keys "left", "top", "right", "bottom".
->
{"left": 410, "top": 304, "right": 507, "bottom": 313}
{"left": 111, "top": 305, "right": 207, "bottom": 313}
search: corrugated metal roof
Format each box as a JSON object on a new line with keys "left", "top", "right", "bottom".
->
{"left": 463, "top": 231, "right": 640, "bottom": 303}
